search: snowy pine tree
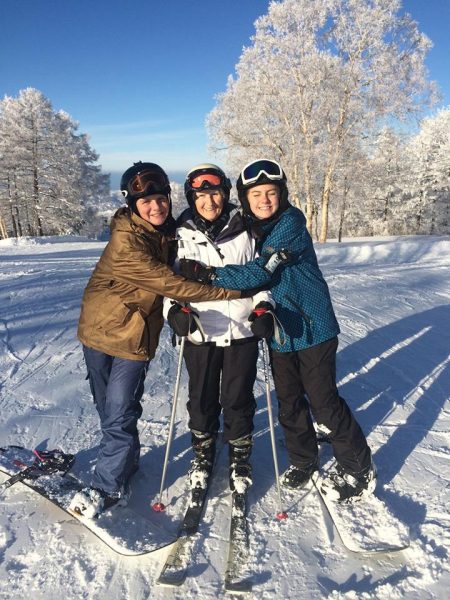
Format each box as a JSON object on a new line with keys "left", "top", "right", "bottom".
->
{"left": 0, "top": 88, "right": 109, "bottom": 238}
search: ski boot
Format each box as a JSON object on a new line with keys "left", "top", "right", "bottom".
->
{"left": 320, "top": 459, "right": 377, "bottom": 503}
{"left": 188, "top": 431, "right": 216, "bottom": 494}
{"left": 68, "top": 486, "right": 129, "bottom": 519}
{"left": 281, "top": 458, "right": 318, "bottom": 490}
{"left": 229, "top": 435, "right": 253, "bottom": 493}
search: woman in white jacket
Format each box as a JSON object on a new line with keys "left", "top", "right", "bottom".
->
{"left": 164, "top": 164, "right": 274, "bottom": 493}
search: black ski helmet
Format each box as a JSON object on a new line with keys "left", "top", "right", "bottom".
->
{"left": 184, "top": 163, "right": 231, "bottom": 207}
{"left": 236, "top": 159, "right": 289, "bottom": 219}
{"left": 120, "top": 161, "right": 171, "bottom": 206}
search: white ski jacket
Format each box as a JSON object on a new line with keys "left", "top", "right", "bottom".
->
{"left": 163, "top": 206, "right": 273, "bottom": 346}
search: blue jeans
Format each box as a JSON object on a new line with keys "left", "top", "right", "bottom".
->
{"left": 83, "top": 346, "right": 149, "bottom": 495}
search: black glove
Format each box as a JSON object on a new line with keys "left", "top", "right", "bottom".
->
{"left": 179, "top": 259, "right": 217, "bottom": 284}
{"left": 248, "top": 301, "right": 275, "bottom": 339}
{"left": 167, "top": 303, "right": 198, "bottom": 337}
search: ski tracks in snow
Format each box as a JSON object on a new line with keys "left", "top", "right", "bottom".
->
{"left": 0, "top": 235, "right": 449, "bottom": 599}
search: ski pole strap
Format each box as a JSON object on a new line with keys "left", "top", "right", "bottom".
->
{"left": 179, "top": 308, "right": 206, "bottom": 345}
{"left": 253, "top": 309, "right": 286, "bottom": 346}
{"left": 177, "top": 304, "right": 206, "bottom": 344}
{"left": 272, "top": 313, "right": 286, "bottom": 346}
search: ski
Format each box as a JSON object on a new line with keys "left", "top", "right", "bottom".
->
{"left": 312, "top": 471, "right": 410, "bottom": 554}
{"left": 157, "top": 483, "right": 210, "bottom": 586}
{"left": 0, "top": 445, "right": 178, "bottom": 556}
{"left": 224, "top": 490, "right": 252, "bottom": 594}
{"left": 0, "top": 446, "right": 75, "bottom": 495}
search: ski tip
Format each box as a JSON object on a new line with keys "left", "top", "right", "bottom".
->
{"left": 276, "top": 511, "right": 288, "bottom": 520}
{"left": 152, "top": 501, "right": 166, "bottom": 512}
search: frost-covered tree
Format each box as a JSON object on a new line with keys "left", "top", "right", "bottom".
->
{"left": 404, "top": 107, "right": 450, "bottom": 235}
{"left": 355, "top": 127, "right": 408, "bottom": 236}
{"left": 327, "top": 138, "right": 371, "bottom": 239}
{"left": 170, "top": 181, "right": 186, "bottom": 219}
{"left": 0, "top": 88, "right": 109, "bottom": 238}
{"left": 208, "top": 0, "right": 436, "bottom": 241}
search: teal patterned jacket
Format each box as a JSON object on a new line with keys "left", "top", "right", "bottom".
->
{"left": 211, "top": 206, "right": 340, "bottom": 352}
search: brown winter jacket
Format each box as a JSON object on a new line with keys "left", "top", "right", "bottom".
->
{"left": 77, "top": 207, "right": 240, "bottom": 361}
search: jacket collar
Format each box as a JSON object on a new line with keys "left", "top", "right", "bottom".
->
{"left": 111, "top": 206, "right": 161, "bottom": 235}
{"left": 176, "top": 204, "right": 246, "bottom": 242}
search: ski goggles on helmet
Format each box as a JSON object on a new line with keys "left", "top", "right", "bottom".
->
{"left": 188, "top": 172, "right": 223, "bottom": 190}
{"left": 241, "top": 159, "right": 284, "bottom": 186}
{"left": 124, "top": 170, "right": 168, "bottom": 197}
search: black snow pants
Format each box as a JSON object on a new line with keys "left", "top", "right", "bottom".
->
{"left": 270, "top": 337, "right": 371, "bottom": 474}
{"left": 183, "top": 338, "right": 259, "bottom": 442}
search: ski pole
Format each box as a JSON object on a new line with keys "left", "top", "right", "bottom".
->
{"left": 261, "top": 339, "right": 288, "bottom": 520}
{"left": 152, "top": 335, "right": 187, "bottom": 512}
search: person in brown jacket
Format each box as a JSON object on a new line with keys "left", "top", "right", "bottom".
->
{"left": 69, "top": 161, "right": 240, "bottom": 518}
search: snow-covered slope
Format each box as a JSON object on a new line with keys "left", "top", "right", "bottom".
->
{"left": 0, "top": 234, "right": 449, "bottom": 599}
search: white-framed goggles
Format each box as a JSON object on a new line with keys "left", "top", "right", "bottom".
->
{"left": 241, "top": 159, "right": 284, "bottom": 186}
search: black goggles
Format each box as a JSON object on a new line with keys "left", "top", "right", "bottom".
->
{"left": 241, "top": 159, "right": 283, "bottom": 186}
{"left": 124, "top": 170, "right": 168, "bottom": 198}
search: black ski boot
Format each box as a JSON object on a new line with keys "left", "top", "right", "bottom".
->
{"left": 229, "top": 435, "right": 253, "bottom": 493}
{"left": 188, "top": 431, "right": 216, "bottom": 491}
{"left": 281, "top": 458, "right": 319, "bottom": 489}
{"left": 320, "top": 459, "right": 377, "bottom": 503}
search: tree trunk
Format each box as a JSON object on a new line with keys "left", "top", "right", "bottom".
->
{"left": 338, "top": 177, "right": 349, "bottom": 243}
{"left": 429, "top": 193, "right": 436, "bottom": 234}
{"left": 32, "top": 133, "right": 44, "bottom": 237}
{"left": 0, "top": 214, "right": 8, "bottom": 239}
{"left": 320, "top": 167, "right": 333, "bottom": 242}
{"left": 303, "top": 158, "right": 314, "bottom": 234}
{"left": 7, "top": 174, "right": 19, "bottom": 237}
{"left": 416, "top": 189, "right": 424, "bottom": 234}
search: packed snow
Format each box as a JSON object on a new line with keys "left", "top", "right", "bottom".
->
{"left": 0, "top": 234, "right": 449, "bottom": 599}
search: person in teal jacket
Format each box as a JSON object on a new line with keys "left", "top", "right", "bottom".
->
{"left": 180, "top": 159, "right": 376, "bottom": 503}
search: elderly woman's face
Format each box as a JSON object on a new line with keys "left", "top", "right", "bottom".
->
{"left": 194, "top": 190, "right": 225, "bottom": 222}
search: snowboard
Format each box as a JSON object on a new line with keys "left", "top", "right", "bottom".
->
{"left": 0, "top": 445, "right": 181, "bottom": 556}
{"left": 312, "top": 468, "right": 410, "bottom": 554}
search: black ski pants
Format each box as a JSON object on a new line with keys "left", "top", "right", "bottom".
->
{"left": 183, "top": 339, "right": 259, "bottom": 442}
{"left": 271, "top": 337, "right": 371, "bottom": 474}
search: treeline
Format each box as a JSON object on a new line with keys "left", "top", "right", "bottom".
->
{"left": 208, "top": 0, "right": 449, "bottom": 240}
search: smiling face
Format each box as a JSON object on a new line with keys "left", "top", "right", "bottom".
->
{"left": 194, "top": 189, "right": 225, "bottom": 222}
{"left": 246, "top": 183, "right": 280, "bottom": 220}
{"left": 135, "top": 193, "right": 170, "bottom": 226}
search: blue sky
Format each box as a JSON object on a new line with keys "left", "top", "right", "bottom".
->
{"left": 1, "top": 0, "right": 449, "bottom": 186}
